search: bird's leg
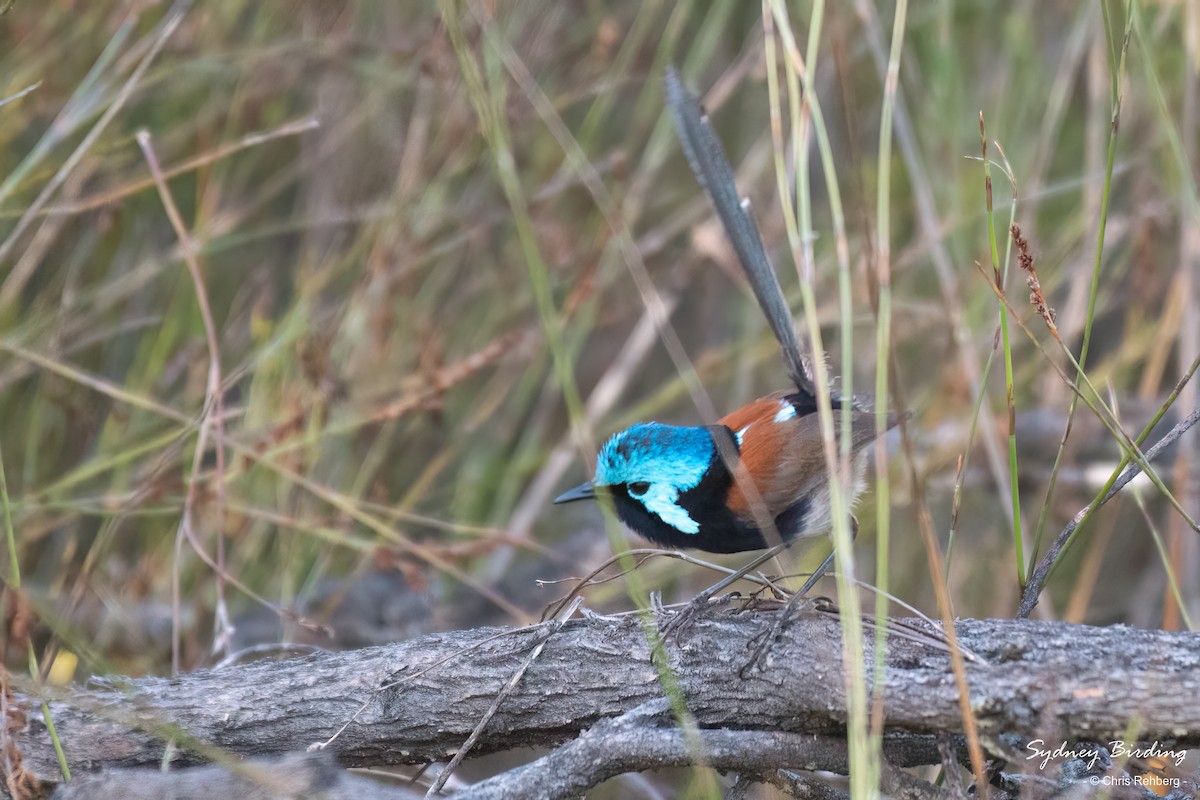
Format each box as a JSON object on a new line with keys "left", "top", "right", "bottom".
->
{"left": 789, "top": 547, "right": 836, "bottom": 598}
{"left": 741, "top": 517, "right": 859, "bottom": 675}
{"left": 659, "top": 542, "right": 791, "bottom": 639}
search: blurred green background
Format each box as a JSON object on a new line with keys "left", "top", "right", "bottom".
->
{"left": 1, "top": 0, "right": 1196, "bottom": 693}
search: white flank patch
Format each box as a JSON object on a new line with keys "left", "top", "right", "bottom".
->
{"left": 774, "top": 401, "right": 797, "bottom": 423}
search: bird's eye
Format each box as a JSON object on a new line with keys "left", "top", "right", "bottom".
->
{"left": 628, "top": 481, "right": 651, "bottom": 497}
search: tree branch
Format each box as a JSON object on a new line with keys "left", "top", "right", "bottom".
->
{"left": 50, "top": 751, "right": 422, "bottom": 800}
{"left": 457, "top": 700, "right": 951, "bottom": 800}
{"left": 8, "top": 613, "right": 1200, "bottom": 791}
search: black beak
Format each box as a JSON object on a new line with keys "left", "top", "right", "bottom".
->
{"left": 554, "top": 481, "right": 596, "bottom": 504}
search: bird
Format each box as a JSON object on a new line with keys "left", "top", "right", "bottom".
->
{"left": 555, "top": 68, "right": 894, "bottom": 582}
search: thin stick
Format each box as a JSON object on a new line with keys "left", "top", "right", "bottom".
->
{"left": 1019, "top": 405, "right": 1200, "bottom": 617}
{"left": 41, "top": 118, "right": 320, "bottom": 217}
{"left": 428, "top": 598, "right": 584, "bottom": 796}
{"left": 0, "top": 81, "right": 40, "bottom": 110}
{"left": 136, "top": 130, "right": 232, "bottom": 668}
{"left": 657, "top": 542, "right": 793, "bottom": 639}
{"left": 540, "top": 546, "right": 791, "bottom": 622}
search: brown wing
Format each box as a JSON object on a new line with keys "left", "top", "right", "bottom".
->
{"left": 720, "top": 393, "right": 877, "bottom": 521}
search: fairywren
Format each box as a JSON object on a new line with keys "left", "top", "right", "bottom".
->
{"left": 555, "top": 69, "right": 893, "bottom": 558}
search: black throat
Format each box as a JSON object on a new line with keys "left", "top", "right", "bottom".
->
{"left": 610, "top": 425, "right": 790, "bottom": 554}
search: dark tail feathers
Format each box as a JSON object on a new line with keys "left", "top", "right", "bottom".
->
{"left": 664, "top": 67, "right": 816, "bottom": 402}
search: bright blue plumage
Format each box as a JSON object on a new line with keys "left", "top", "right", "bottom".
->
{"left": 595, "top": 423, "right": 715, "bottom": 534}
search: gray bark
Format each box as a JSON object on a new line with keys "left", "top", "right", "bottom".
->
{"left": 8, "top": 612, "right": 1200, "bottom": 794}
{"left": 50, "top": 752, "right": 423, "bottom": 800}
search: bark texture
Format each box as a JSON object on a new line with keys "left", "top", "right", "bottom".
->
{"left": 5, "top": 613, "right": 1199, "bottom": 797}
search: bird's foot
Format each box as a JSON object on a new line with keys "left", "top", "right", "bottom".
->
{"left": 740, "top": 519, "right": 857, "bottom": 675}
{"left": 577, "top": 605, "right": 627, "bottom": 623}
{"left": 658, "top": 543, "right": 793, "bottom": 640}
{"left": 658, "top": 590, "right": 739, "bottom": 640}
{"left": 738, "top": 590, "right": 823, "bottom": 677}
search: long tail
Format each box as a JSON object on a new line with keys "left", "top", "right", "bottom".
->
{"left": 665, "top": 67, "right": 815, "bottom": 401}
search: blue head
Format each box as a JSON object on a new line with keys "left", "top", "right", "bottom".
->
{"left": 555, "top": 422, "right": 716, "bottom": 537}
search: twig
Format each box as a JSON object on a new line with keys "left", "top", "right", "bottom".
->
{"left": 136, "top": 130, "right": 232, "bottom": 669}
{"left": 538, "top": 547, "right": 789, "bottom": 622}
{"left": 973, "top": 259, "right": 1200, "bottom": 533}
{"left": 1018, "top": 405, "right": 1200, "bottom": 617}
{"left": 43, "top": 118, "right": 320, "bottom": 217}
{"left": 428, "top": 598, "right": 583, "bottom": 795}
{"left": 0, "top": 81, "right": 40, "bottom": 110}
